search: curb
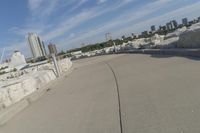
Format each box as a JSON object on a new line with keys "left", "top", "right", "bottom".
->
{"left": 0, "top": 100, "right": 29, "bottom": 126}
{"left": 0, "top": 66, "right": 73, "bottom": 126}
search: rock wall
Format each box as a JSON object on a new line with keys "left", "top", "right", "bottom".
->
{"left": 178, "top": 28, "right": 200, "bottom": 48}
{"left": 0, "top": 58, "right": 73, "bottom": 110}
{"left": 0, "top": 70, "right": 56, "bottom": 109}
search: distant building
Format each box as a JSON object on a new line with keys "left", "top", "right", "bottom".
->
{"left": 193, "top": 19, "right": 198, "bottom": 23}
{"left": 27, "top": 33, "right": 46, "bottom": 58}
{"left": 71, "top": 51, "right": 82, "bottom": 59}
{"left": 159, "top": 25, "right": 167, "bottom": 31}
{"left": 171, "top": 20, "right": 178, "bottom": 29}
{"left": 140, "top": 31, "right": 149, "bottom": 38}
{"left": 71, "top": 51, "right": 82, "bottom": 56}
{"left": 42, "top": 41, "right": 47, "bottom": 55}
{"left": 132, "top": 33, "right": 137, "bottom": 39}
{"left": 188, "top": 20, "right": 195, "bottom": 25}
{"left": 48, "top": 43, "right": 58, "bottom": 55}
{"left": 121, "top": 35, "right": 126, "bottom": 40}
{"left": 142, "top": 31, "right": 148, "bottom": 36}
{"left": 166, "top": 22, "right": 173, "bottom": 30}
{"left": 182, "top": 18, "right": 188, "bottom": 26}
{"left": 151, "top": 25, "right": 156, "bottom": 32}
{"left": 166, "top": 20, "right": 178, "bottom": 31}
{"left": 198, "top": 17, "right": 200, "bottom": 22}
{"left": 105, "top": 33, "right": 112, "bottom": 41}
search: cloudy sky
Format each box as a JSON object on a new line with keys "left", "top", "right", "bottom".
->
{"left": 0, "top": 0, "right": 200, "bottom": 58}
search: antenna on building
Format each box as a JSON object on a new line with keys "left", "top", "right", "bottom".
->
{"left": 0, "top": 48, "right": 5, "bottom": 64}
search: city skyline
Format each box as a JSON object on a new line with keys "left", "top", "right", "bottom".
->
{"left": 1, "top": 0, "right": 200, "bottom": 58}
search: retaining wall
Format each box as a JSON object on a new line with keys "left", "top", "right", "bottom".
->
{"left": 0, "top": 58, "right": 73, "bottom": 111}
{"left": 123, "top": 49, "right": 200, "bottom": 58}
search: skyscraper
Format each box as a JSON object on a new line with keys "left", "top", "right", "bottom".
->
{"left": 131, "top": 33, "right": 135, "bottom": 38}
{"left": 27, "top": 33, "right": 46, "bottom": 58}
{"left": 48, "top": 43, "right": 57, "bottom": 55}
{"left": 151, "top": 25, "right": 156, "bottom": 32}
{"left": 42, "top": 41, "right": 47, "bottom": 56}
{"left": 166, "top": 22, "right": 173, "bottom": 30}
{"left": 182, "top": 18, "right": 188, "bottom": 26}
{"left": 171, "top": 20, "right": 178, "bottom": 29}
{"left": 166, "top": 20, "right": 178, "bottom": 31}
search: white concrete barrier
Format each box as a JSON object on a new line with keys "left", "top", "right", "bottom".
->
{"left": 0, "top": 58, "right": 72, "bottom": 111}
{"left": 0, "top": 70, "right": 56, "bottom": 110}
{"left": 0, "top": 89, "right": 12, "bottom": 108}
{"left": 58, "top": 58, "right": 73, "bottom": 74}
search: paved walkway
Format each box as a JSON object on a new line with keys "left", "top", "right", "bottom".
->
{"left": 1, "top": 54, "right": 200, "bottom": 133}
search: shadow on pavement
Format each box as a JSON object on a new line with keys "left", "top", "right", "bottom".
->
{"left": 149, "top": 54, "right": 200, "bottom": 61}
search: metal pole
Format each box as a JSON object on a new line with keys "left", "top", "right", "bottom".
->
{"left": 51, "top": 53, "right": 61, "bottom": 77}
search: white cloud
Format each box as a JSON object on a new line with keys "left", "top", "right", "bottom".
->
{"left": 12, "top": 0, "right": 134, "bottom": 42}
{"left": 42, "top": 10, "right": 95, "bottom": 41}
{"left": 28, "top": 0, "right": 59, "bottom": 18}
{"left": 97, "top": 0, "right": 107, "bottom": 4}
{"left": 28, "top": 0, "right": 43, "bottom": 10}
{"left": 67, "top": 0, "right": 89, "bottom": 13}
{"left": 42, "top": 0, "right": 136, "bottom": 41}
{"left": 57, "top": 0, "right": 175, "bottom": 47}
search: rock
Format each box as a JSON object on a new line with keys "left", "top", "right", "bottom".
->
{"left": 178, "top": 24, "right": 200, "bottom": 48}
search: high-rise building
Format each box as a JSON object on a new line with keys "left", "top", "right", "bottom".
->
{"left": 151, "top": 25, "right": 156, "bottom": 32}
{"left": 159, "top": 25, "right": 167, "bottom": 31}
{"left": 27, "top": 33, "right": 46, "bottom": 58}
{"left": 171, "top": 20, "right": 178, "bottom": 29}
{"left": 131, "top": 33, "right": 136, "bottom": 38}
{"left": 198, "top": 17, "right": 200, "bottom": 22}
{"left": 42, "top": 41, "right": 47, "bottom": 56}
{"left": 166, "top": 20, "right": 178, "bottom": 31}
{"left": 166, "top": 22, "right": 173, "bottom": 30}
{"left": 182, "top": 18, "right": 188, "bottom": 26}
{"left": 141, "top": 31, "right": 148, "bottom": 37}
{"left": 48, "top": 43, "right": 57, "bottom": 55}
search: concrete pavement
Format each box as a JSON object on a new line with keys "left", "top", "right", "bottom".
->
{"left": 1, "top": 54, "right": 200, "bottom": 133}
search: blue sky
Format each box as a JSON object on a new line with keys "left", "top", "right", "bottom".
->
{"left": 0, "top": 0, "right": 200, "bottom": 58}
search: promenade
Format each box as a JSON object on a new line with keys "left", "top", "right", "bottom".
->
{"left": 1, "top": 54, "right": 200, "bottom": 133}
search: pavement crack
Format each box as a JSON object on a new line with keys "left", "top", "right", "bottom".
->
{"left": 104, "top": 61, "right": 123, "bottom": 133}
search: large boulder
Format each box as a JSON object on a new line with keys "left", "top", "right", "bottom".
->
{"left": 178, "top": 26, "right": 200, "bottom": 48}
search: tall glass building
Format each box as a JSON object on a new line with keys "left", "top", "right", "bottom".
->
{"left": 27, "top": 33, "right": 46, "bottom": 58}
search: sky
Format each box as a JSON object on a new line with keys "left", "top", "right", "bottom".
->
{"left": 0, "top": 0, "right": 200, "bottom": 58}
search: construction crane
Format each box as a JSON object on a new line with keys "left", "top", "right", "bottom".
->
{"left": 105, "top": 33, "right": 116, "bottom": 52}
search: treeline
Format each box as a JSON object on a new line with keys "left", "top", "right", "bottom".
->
{"left": 65, "top": 32, "right": 172, "bottom": 54}
{"left": 66, "top": 38, "right": 133, "bottom": 53}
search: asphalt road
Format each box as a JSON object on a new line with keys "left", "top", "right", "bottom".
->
{"left": 1, "top": 54, "right": 200, "bottom": 133}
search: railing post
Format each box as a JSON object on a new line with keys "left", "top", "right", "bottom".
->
{"left": 51, "top": 53, "right": 60, "bottom": 77}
